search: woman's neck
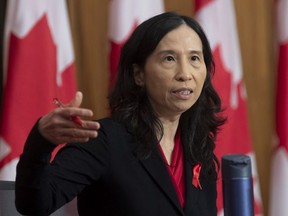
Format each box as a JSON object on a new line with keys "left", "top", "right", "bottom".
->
{"left": 158, "top": 117, "right": 180, "bottom": 165}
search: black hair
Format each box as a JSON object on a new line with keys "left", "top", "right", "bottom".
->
{"left": 109, "top": 12, "right": 226, "bottom": 180}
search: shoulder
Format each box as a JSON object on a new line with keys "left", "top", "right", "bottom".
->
{"left": 96, "top": 117, "right": 129, "bottom": 136}
{"left": 97, "top": 117, "right": 122, "bottom": 128}
{"left": 91, "top": 117, "right": 134, "bottom": 145}
{"left": 62, "top": 117, "right": 134, "bottom": 157}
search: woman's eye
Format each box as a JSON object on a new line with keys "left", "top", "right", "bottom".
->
{"left": 191, "top": 55, "right": 200, "bottom": 61}
{"left": 165, "top": 56, "right": 175, "bottom": 61}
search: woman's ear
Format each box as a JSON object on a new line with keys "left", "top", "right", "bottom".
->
{"left": 133, "top": 64, "right": 144, "bottom": 86}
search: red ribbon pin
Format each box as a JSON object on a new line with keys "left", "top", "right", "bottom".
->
{"left": 192, "top": 163, "right": 202, "bottom": 190}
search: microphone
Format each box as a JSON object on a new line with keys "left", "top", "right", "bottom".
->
{"left": 222, "top": 154, "right": 254, "bottom": 216}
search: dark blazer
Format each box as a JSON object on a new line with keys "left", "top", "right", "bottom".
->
{"left": 15, "top": 118, "right": 217, "bottom": 216}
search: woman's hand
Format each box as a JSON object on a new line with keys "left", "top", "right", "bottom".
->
{"left": 38, "top": 91, "right": 100, "bottom": 145}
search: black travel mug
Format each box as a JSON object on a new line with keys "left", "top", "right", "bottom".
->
{"left": 222, "top": 154, "right": 254, "bottom": 216}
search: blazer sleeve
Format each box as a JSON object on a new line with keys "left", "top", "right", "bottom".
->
{"left": 15, "top": 120, "right": 110, "bottom": 216}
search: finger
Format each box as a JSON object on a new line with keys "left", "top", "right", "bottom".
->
{"left": 59, "top": 136, "right": 91, "bottom": 144}
{"left": 71, "top": 116, "right": 83, "bottom": 127}
{"left": 81, "top": 121, "right": 100, "bottom": 130}
{"left": 69, "top": 108, "right": 93, "bottom": 118}
{"left": 48, "top": 128, "right": 98, "bottom": 144}
{"left": 53, "top": 135, "right": 90, "bottom": 144}
{"left": 54, "top": 107, "right": 93, "bottom": 119}
{"left": 60, "top": 127, "right": 98, "bottom": 139}
{"left": 63, "top": 119, "right": 100, "bottom": 130}
{"left": 68, "top": 91, "right": 83, "bottom": 108}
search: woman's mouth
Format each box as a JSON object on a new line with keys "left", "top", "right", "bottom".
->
{"left": 172, "top": 88, "right": 193, "bottom": 99}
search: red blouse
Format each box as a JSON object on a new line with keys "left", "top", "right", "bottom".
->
{"left": 158, "top": 131, "right": 185, "bottom": 208}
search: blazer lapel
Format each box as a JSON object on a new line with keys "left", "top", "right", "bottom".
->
{"left": 183, "top": 160, "right": 200, "bottom": 214}
{"left": 139, "top": 150, "right": 184, "bottom": 215}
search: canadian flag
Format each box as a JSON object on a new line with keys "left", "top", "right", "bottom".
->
{"left": 194, "top": 0, "right": 263, "bottom": 215}
{"left": 0, "top": 0, "right": 77, "bottom": 181}
{"left": 269, "top": 0, "right": 288, "bottom": 215}
{"left": 108, "top": 0, "right": 164, "bottom": 90}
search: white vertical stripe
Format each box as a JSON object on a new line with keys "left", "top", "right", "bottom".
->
{"left": 0, "top": 138, "right": 10, "bottom": 162}
{"left": 0, "top": 158, "right": 18, "bottom": 181}
{"left": 277, "top": 0, "right": 288, "bottom": 43}
{"left": 269, "top": 148, "right": 288, "bottom": 216}
{"left": 108, "top": 0, "right": 164, "bottom": 43}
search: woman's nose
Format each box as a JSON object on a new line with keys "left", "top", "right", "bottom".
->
{"left": 175, "top": 61, "right": 192, "bottom": 81}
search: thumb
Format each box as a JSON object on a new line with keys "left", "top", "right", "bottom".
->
{"left": 68, "top": 91, "right": 83, "bottom": 108}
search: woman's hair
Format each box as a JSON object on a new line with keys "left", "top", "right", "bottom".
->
{"left": 109, "top": 12, "right": 226, "bottom": 179}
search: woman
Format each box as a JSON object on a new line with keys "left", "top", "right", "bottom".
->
{"left": 15, "top": 12, "right": 225, "bottom": 216}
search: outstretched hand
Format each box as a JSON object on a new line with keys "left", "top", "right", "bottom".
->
{"left": 38, "top": 91, "right": 100, "bottom": 145}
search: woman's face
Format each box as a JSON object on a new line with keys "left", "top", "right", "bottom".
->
{"left": 134, "top": 24, "right": 207, "bottom": 119}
